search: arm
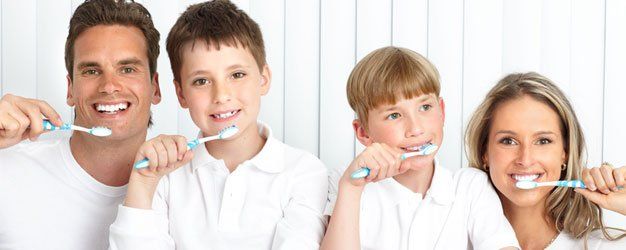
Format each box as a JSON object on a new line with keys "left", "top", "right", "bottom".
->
{"left": 467, "top": 171, "right": 520, "bottom": 250}
{"left": 0, "top": 94, "right": 63, "bottom": 149}
{"left": 320, "top": 143, "right": 405, "bottom": 250}
{"left": 576, "top": 164, "right": 626, "bottom": 215}
{"left": 109, "top": 135, "right": 193, "bottom": 250}
{"left": 271, "top": 156, "right": 328, "bottom": 249}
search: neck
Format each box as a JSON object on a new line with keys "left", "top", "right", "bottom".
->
{"left": 393, "top": 160, "right": 435, "bottom": 194}
{"left": 69, "top": 130, "right": 147, "bottom": 186}
{"left": 204, "top": 123, "right": 265, "bottom": 172}
{"left": 502, "top": 196, "right": 559, "bottom": 250}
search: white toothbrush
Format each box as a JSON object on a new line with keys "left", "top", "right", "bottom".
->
{"left": 133, "top": 125, "right": 239, "bottom": 169}
{"left": 350, "top": 143, "right": 439, "bottom": 179}
{"left": 43, "top": 120, "right": 112, "bottom": 137}
{"left": 515, "top": 180, "right": 586, "bottom": 189}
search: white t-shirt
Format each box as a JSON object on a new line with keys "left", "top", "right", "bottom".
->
{"left": 326, "top": 161, "right": 519, "bottom": 250}
{"left": 109, "top": 122, "right": 329, "bottom": 250}
{"left": 547, "top": 229, "right": 626, "bottom": 250}
{"left": 0, "top": 136, "right": 127, "bottom": 250}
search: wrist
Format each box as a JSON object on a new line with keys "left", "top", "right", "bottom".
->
{"left": 124, "top": 172, "right": 161, "bottom": 209}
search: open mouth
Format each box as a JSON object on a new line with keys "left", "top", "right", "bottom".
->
{"left": 401, "top": 141, "right": 432, "bottom": 153}
{"left": 510, "top": 173, "right": 542, "bottom": 182}
{"left": 94, "top": 102, "right": 130, "bottom": 115}
{"left": 210, "top": 109, "right": 240, "bottom": 121}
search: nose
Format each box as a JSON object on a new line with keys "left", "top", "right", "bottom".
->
{"left": 98, "top": 72, "right": 121, "bottom": 94}
{"left": 516, "top": 144, "right": 535, "bottom": 167}
{"left": 404, "top": 114, "right": 424, "bottom": 138}
{"left": 212, "top": 82, "right": 232, "bottom": 104}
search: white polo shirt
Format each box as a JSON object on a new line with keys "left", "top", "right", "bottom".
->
{"left": 109, "top": 122, "right": 329, "bottom": 250}
{"left": 326, "top": 161, "right": 519, "bottom": 250}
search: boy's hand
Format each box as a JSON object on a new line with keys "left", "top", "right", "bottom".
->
{"left": 575, "top": 164, "right": 626, "bottom": 215}
{"left": 0, "top": 94, "right": 63, "bottom": 149}
{"left": 125, "top": 134, "right": 193, "bottom": 209}
{"left": 132, "top": 134, "right": 194, "bottom": 181}
{"left": 340, "top": 143, "right": 408, "bottom": 188}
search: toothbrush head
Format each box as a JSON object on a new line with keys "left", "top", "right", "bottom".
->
{"left": 401, "top": 143, "right": 439, "bottom": 160}
{"left": 217, "top": 125, "right": 239, "bottom": 139}
{"left": 515, "top": 180, "right": 538, "bottom": 189}
{"left": 89, "top": 126, "right": 112, "bottom": 137}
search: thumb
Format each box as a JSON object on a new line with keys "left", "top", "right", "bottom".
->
{"left": 575, "top": 188, "right": 606, "bottom": 207}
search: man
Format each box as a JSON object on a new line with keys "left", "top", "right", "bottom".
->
{"left": 0, "top": 1, "right": 161, "bottom": 249}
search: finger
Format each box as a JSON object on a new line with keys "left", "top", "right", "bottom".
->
{"left": 23, "top": 107, "right": 45, "bottom": 140}
{"left": 0, "top": 115, "right": 21, "bottom": 139}
{"left": 600, "top": 165, "right": 618, "bottom": 192}
{"left": 179, "top": 150, "right": 194, "bottom": 166}
{"left": 369, "top": 151, "right": 390, "bottom": 182}
{"left": 33, "top": 100, "right": 62, "bottom": 126}
{"left": 8, "top": 111, "right": 30, "bottom": 140}
{"left": 142, "top": 145, "right": 159, "bottom": 172}
{"left": 161, "top": 136, "right": 179, "bottom": 166}
{"left": 614, "top": 168, "right": 626, "bottom": 187}
{"left": 590, "top": 167, "right": 610, "bottom": 194}
{"left": 363, "top": 156, "right": 379, "bottom": 182}
{"left": 582, "top": 168, "right": 596, "bottom": 191}
{"left": 153, "top": 140, "right": 168, "bottom": 169}
{"left": 173, "top": 136, "right": 188, "bottom": 161}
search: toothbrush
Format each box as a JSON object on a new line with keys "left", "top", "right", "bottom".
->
{"left": 133, "top": 125, "right": 239, "bottom": 169}
{"left": 350, "top": 143, "right": 439, "bottom": 179}
{"left": 515, "top": 180, "right": 586, "bottom": 190}
{"left": 43, "top": 120, "right": 112, "bottom": 137}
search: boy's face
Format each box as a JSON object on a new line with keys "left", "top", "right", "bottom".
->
{"left": 175, "top": 41, "right": 270, "bottom": 138}
{"left": 355, "top": 93, "right": 445, "bottom": 170}
{"left": 67, "top": 25, "right": 161, "bottom": 141}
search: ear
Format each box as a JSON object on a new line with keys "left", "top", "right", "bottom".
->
{"left": 66, "top": 75, "right": 75, "bottom": 107}
{"left": 151, "top": 72, "right": 162, "bottom": 105}
{"left": 175, "top": 80, "right": 188, "bottom": 109}
{"left": 439, "top": 97, "right": 446, "bottom": 123}
{"left": 259, "top": 64, "right": 271, "bottom": 96}
{"left": 353, "top": 119, "right": 373, "bottom": 146}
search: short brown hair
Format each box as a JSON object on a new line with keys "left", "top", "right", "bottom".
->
{"left": 166, "top": 0, "right": 266, "bottom": 83}
{"left": 65, "top": 0, "right": 160, "bottom": 79}
{"left": 347, "top": 46, "right": 440, "bottom": 127}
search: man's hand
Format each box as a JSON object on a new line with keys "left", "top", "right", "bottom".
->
{"left": 0, "top": 94, "right": 63, "bottom": 149}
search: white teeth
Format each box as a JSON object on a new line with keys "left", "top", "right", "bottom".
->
{"left": 512, "top": 174, "right": 540, "bottom": 181}
{"left": 214, "top": 110, "right": 237, "bottom": 119}
{"left": 96, "top": 103, "right": 128, "bottom": 113}
{"left": 406, "top": 146, "right": 420, "bottom": 151}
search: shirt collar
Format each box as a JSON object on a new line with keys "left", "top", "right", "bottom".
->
{"left": 379, "top": 158, "right": 455, "bottom": 206}
{"left": 190, "top": 121, "right": 285, "bottom": 174}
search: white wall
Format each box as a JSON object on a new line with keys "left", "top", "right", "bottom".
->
{"left": 1, "top": 0, "right": 625, "bottom": 227}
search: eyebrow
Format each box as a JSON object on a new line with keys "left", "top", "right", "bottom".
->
{"left": 494, "top": 130, "right": 556, "bottom": 136}
{"left": 76, "top": 61, "right": 99, "bottom": 70}
{"left": 119, "top": 58, "right": 144, "bottom": 66}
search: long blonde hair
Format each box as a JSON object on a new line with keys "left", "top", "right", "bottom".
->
{"left": 465, "top": 72, "right": 624, "bottom": 241}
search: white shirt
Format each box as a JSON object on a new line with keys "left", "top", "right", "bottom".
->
{"left": 109, "top": 122, "right": 329, "bottom": 250}
{"left": 547, "top": 229, "right": 626, "bottom": 250}
{"left": 0, "top": 136, "right": 127, "bottom": 250}
{"left": 326, "top": 161, "right": 519, "bottom": 250}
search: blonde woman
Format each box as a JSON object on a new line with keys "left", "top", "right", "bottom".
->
{"left": 465, "top": 72, "right": 626, "bottom": 249}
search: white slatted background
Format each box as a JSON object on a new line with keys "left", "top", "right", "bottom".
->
{"left": 1, "top": 0, "right": 624, "bottom": 227}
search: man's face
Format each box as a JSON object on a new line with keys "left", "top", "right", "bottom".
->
{"left": 67, "top": 25, "right": 161, "bottom": 141}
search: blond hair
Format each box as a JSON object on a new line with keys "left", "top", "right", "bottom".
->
{"left": 465, "top": 72, "right": 624, "bottom": 243}
{"left": 346, "top": 46, "right": 440, "bottom": 128}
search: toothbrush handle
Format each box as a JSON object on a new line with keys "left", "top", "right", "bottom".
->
{"left": 350, "top": 167, "right": 370, "bottom": 179}
{"left": 557, "top": 180, "right": 586, "bottom": 189}
{"left": 134, "top": 139, "right": 200, "bottom": 169}
{"left": 42, "top": 120, "right": 71, "bottom": 131}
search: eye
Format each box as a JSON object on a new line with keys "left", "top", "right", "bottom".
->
{"left": 386, "top": 112, "right": 401, "bottom": 120}
{"left": 232, "top": 72, "right": 246, "bottom": 79}
{"left": 536, "top": 138, "right": 552, "bottom": 145}
{"left": 498, "top": 137, "right": 517, "bottom": 145}
{"left": 121, "top": 67, "right": 135, "bottom": 74}
{"left": 419, "top": 104, "right": 432, "bottom": 112}
{"left": 192, "top": 78, "right": 210, "bottom": 86}
{"left": 82, "top": 69, "right": 99, "bottom": 75}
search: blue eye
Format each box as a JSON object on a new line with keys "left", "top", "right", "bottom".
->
{"left": 387, "top": 113, "right": 401, "bottom": 120}
{"left": 419, "top": 104, "right": 432, "bottom": 111}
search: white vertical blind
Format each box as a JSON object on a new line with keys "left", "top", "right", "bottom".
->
{"left": 1, "top": 0, "right": 624, "bottom": 227}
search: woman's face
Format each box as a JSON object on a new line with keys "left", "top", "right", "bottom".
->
{"left": 484, "top": 95, "right": 567, "bottom": 209}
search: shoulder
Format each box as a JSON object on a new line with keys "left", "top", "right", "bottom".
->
{"left": 273, "top": 138, "right": 327, "bottom": 174}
